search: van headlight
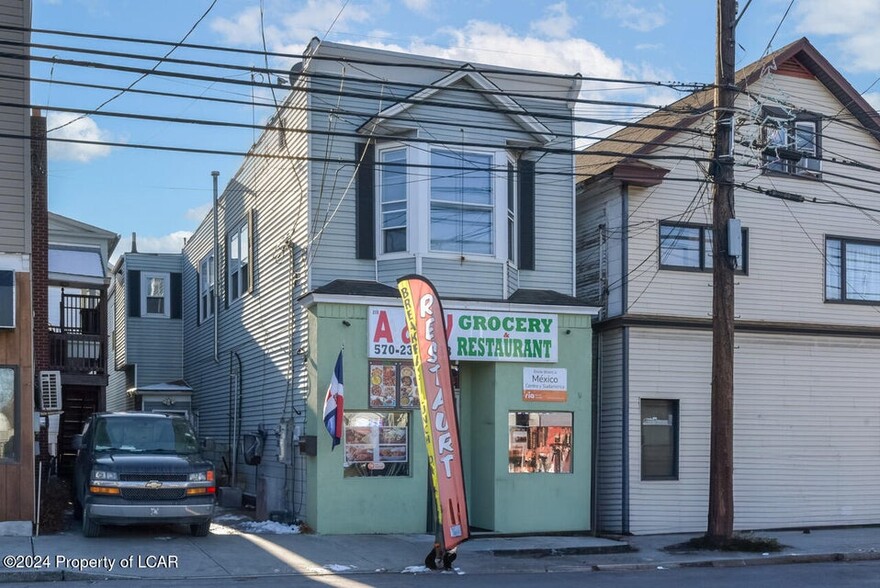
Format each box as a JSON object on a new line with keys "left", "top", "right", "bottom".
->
{"left": 91, "top": 470, "right": 118, "bottom": 481}
{"left": 188, "top": 470, "right": 214, "bottom": 482}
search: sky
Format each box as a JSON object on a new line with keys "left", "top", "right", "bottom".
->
{"left": 28, "top": 0, "right": 880, "bottom": 261}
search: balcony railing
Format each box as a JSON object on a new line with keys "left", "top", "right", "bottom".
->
{"left": 48, "top": 291, "right": 106, "bottom": 375}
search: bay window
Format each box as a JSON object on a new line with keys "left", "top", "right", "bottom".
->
{"left": 375, "top": 144, "right": 510, "bottom": 260}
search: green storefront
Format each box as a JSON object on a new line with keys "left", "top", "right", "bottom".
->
{"left": 302, "top": 291, "right": 597, "bottom": 535}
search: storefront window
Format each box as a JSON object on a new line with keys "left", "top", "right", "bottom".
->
{"left": 343, "top": 412, "right": 410, "bottom": 477}
{"left": 0, "top": 367, "right": 17, "bottom": 461}
{"left": 368, "top": 360, "right": 417, "bottom": 408}
{"left": 508, "top": 411, "right": 572, "bottom": 474}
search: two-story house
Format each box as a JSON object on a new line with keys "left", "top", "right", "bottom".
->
{"left": 106, "top": 249, "right": 188, "bottom": 417}
{"left": 0, "top": 0, "right": 34, "bottom": 536}
{"left": 180, "top": 39, "right": 597, "bottom": 534}
{"left": 42, "top": 212, "right": 119, "bottom": 475}
{"left": 576, "top": 38, "right": 880, "bottom": 535}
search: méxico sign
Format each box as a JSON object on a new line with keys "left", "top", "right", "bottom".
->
{"left": 368, "top": 306, "right": 558, "bottom": 363}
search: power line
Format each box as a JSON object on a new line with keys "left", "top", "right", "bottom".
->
{"left": 48, "top": 0, "right": 218, "bottom": 134}
{"left": 1, "top": 23, "right": 708, "bottom": 90}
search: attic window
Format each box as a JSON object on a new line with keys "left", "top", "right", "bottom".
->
{"left": 761, "top": 108, "right": 821, "bottom": 178}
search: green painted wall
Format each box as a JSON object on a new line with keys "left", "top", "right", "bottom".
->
{"left": 462, "top": 314, "right": 593, "bottom": 533}
{"left": 307, "top": 302, "right": 429, "bottom": 534}
{"left": 306, "top": 302, "right": 592, "bottom": 535}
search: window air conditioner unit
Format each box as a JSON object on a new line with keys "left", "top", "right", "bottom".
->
{"left": 0, "top": 270, "right": 13, "bottom": 329}
{"left": 40, "top": 371, "right": 62, "bottom": 412}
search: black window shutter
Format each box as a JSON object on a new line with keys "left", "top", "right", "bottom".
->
{"left": 127, "top": 270, "right": 141, "bottom": 317}
{"left": 518, "top": 159, "right": 536, "bottom": 270}
{"left": 196, "top": 270, "right": 201, "bottom": 326}
{"left": 355, "top": 142, "right": 376, "bottom": 259}
{"left": 170, "top": 272, "right": 182, "bottom": 319}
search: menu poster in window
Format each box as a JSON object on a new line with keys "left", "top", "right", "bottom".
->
{"left": 369, "top": 362, "right": 398, "bottom": 407}
{"left": 399, "top": 364, "right": 417, "bottom": 407}
{"left": 343, "top": 412, "right": 410, "bottom": 477}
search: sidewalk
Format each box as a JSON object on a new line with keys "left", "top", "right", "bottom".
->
{"left": 2, "top": 515, "right": 880, "bottom": 582}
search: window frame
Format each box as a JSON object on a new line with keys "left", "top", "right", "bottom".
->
{"left": 640, "top": 398, "right": 679, "bottom": 481}
{"left": 376, "top": 143, "right": 409, "bottom": 256}
{"left": 374, "top": 143, "right": 510, "bottom": 262}
{"left": 228, "top": 218, "right": 251, "bottom": 303}
{"left": 658, "top": 222, "right": 748, "bottom": 274}
{"left": 141, "top": 272, "right": 170, "bottom": 318}
{"left": 199, "top": 253, "right": 215, "bottom": 321}
{"left": 762, "top": 109, "right": 822, "bottom": 178}
{"left": 825, "top": 235, "right": 880, "bottom": 304}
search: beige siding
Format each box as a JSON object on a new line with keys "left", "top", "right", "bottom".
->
{"left": 0, "top": 0, "right": 30, "bottom": 253}
{"left": 624, "top": 72, "right": 880, "bottom": 328}
{"left": 626, "top": 327, "right": 880, "bottom": 534}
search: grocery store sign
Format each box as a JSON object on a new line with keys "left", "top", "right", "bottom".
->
{"left": 368, "top": 306, "right": 557, "bottom": 363}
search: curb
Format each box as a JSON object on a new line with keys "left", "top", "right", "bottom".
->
{"left": 591, "top": 550, "right": 880, "bottom": 572}
{"left": 491, "top": 544, "right": 633, "bottom": 557}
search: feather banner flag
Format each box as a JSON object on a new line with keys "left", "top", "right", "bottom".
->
{"left": 397, "top": 275, "right": 469, "bottom": 551}
{"left": 322, "top": 350, "right": 344, "bottom": 449}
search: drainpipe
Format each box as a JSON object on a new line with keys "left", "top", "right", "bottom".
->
{"left": 212, "top": 171, "right": 220, "bottom": 363}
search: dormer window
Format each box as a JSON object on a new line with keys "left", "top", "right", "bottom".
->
{"left": 762, "top": 108, "right": 821, "bottom": 177}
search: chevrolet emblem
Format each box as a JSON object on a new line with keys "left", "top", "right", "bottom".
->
{"left": 145, "top": 480, "right": 163, "bottom": 489}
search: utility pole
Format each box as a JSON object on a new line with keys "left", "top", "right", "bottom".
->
{"left": 708, "top": 0, "right": 737, "bottom": 544}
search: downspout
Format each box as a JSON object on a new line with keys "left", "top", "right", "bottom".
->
{"left": 212, "top": 171, "right": 220, "bottom": 363}
{"left": 230, "top": 351, "right": 243, "bottom": 488}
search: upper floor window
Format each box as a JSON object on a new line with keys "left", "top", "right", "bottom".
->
{"left": 199, "top": 254, "right": 215, "bottom": 321}
{"left": 375, "top": 144, "right": 509, "bottom": 260}
{"left": 659, "top": 222, "right": 747, "bottom": 273}
{"left": 507, "top": 157, "right": 517, "bottom": 264}
{"left": 379, "top": 148, "right": 407, "bottom": 254}
{"left": 762, "top": 109, "right": 821, "bottom": 177}
{"left": 826, "top": 237, "right": 880, "bottom": 303}
{"left": 228, "top": 217, "right": 251, "bottom": 302}
{"left": 142, "top": 272, "right": 169, "bottom": 318}
{"left": 430, "top": 149, "right": 494, "bottom": 254}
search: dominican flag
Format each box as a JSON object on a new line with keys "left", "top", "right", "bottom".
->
{"left": 323, "top": 350, "right": 344, "bottom": 449}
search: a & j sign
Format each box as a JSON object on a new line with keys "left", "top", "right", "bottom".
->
{"left": 368, "top": 306, "right": 558, "bottom": 363}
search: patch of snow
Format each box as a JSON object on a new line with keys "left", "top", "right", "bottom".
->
{"left": 237, "top": 520, "right": 301, "bottom": 535}
{"left": 401, "top": 565, "right": 432, "bottom": 574}
{"left": 209, "top": 523, "right": 242, "bottom": 536}
{"left": 322, "top": 564, "right": 356, "bottom": 572}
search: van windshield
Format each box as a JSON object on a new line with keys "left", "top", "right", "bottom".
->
{"left": 92, "top": 417, "right": 199, "bottom": 454}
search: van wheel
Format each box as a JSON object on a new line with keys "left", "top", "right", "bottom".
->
{"left": 82, "top": 509, "right": 101, "bottom": 538}
{"left": 190, "top": 521, "right": 211, "bottom": 537}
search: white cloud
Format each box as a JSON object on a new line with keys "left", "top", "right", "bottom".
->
{"left": 112, "top": 231, "right": 192, "bottom": 263}
{"left": 359, "top": 20, "right": 624, "bottom": 78}
{"left": 211, "top": 0, "right": 372, "bottom": 52}
{"left": 530, "top": 2, "right": 576, "bottom": 40}
{"left": 402, "top": 0, "right": 431, "bottom": 13}
{"left": 185, "top": 203, "right": 213, "bottom": 224}
{"left": 46, "top": 112, "right": 113, "bottom": 163}
{"left": 796, "top": 0, "right": 880, "bottom": 72}
{"left": 603, "top": 1, "right": 667, "bottom": 32}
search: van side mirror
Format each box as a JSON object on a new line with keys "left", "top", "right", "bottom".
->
{"left": 72, "top": 434, "right": 83, "bottom": 451}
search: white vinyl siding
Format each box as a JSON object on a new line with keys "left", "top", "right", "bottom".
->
{"left": 625, "top": 328, "right": 880, "bottom": 535}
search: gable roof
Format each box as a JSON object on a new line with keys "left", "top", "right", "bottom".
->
{"left": 576, "top": 37, "right": 880, "bottom": 184}
{"left": 358, "top": 67, "right": 555, "bottom": 145}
